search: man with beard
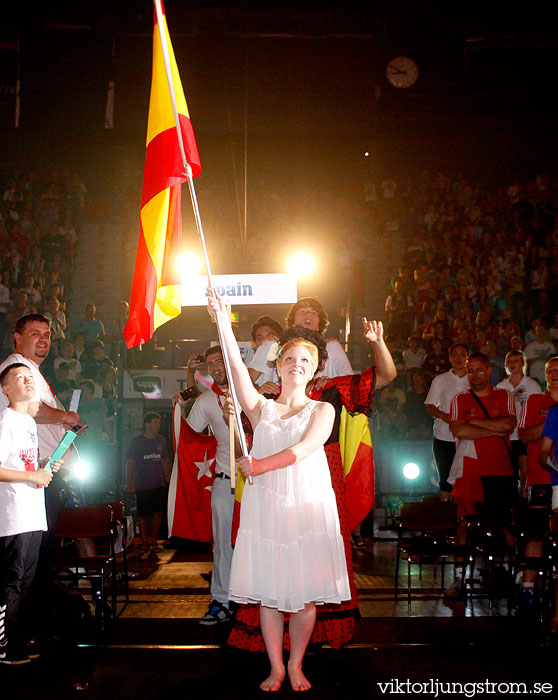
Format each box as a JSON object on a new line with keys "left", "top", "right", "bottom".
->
{"left": 181, "top": 345, "right": 237, "bottom": 625}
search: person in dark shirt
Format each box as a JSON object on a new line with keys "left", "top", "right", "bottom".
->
{"left": 422, "top": 337, "right": 451, "bottom": 382}
{"left": 126, "top": 412, "right": 172, "bottom": 558}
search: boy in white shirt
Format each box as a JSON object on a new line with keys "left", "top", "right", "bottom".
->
{"left": 0, "top": 363, "right": 61, "bottom": 665}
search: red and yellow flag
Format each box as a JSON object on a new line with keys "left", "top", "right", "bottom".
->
{"left": 124, "top": 2, "right": 201, "bottom": 348}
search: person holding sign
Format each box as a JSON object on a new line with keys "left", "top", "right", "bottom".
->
{"left": 0, "top": 363, "right": 62, "bottom": 665}
{"left": 207, "top": 289, "right": 350, "bottom": 693}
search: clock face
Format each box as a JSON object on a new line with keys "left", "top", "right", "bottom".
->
{"left": 386, "top": 56, "right": 419, "bottom": 88}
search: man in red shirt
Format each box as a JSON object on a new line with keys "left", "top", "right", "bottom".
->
{"left": 449, "top": 352, "right": 516, "bottom": 519}
{"left": 444, "top": 353, "right": 516, "bottom": 598}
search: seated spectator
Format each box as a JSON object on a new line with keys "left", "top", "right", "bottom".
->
{"left": 51, "top": 361, "right": 77, "bottom": 407}
{"left": 81, "top": 340, "right": 114, "bottom": 380}
{"left": 486, "top": 339, "right": 506, "bottom": 386}
{"left": 53, "top": 339, "right": 81, "bottom": 382}
{"left": 97, "top": 365, "right": 118, "bottom": 437}
{"left": 404, "top": 370, "right": 433, "bottom": 440}
{"left": 402, "top": 334, "right": 426, "bottom": 381}
{"left": 70, "top": 303, "right": 105, "bottom": 345}
{"left": 422, "top": 337, "right": 451, "bottom": 381}
{"left": 524, "top": 321, "right": 555, "bottom": 388}
{"left": 72, "top": 332, "right": 88, "bottom": 362}
{"left": 422, "top": 317, "right": 451, "bottom": 353}
{"left": 378, "top": 382, "right": 407, "bottom": 439}
{"left": 43, "top": 296, "right": 66, "bottom": 340}
{"left": 18, "top": 274, "right": 41, "bottom": 306}
{"left": 385, "top": 278, "right": 414, "bottom": 343}
{"left": 6, "top": 291, "right": 34, "bottom": 340}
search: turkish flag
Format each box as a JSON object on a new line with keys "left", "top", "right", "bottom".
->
{"left": 168, "top": 403, "right": 216, "bottom": 541}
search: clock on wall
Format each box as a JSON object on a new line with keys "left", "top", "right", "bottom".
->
{"left": 386, "top": 56, "right": 419, "bottom": 88}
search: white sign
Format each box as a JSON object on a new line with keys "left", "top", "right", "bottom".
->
{"left": 181, "top": 273, "right": 297, "bottom": 306}
{"left": 123, "top": 369, "right": 190, "bottom": 400}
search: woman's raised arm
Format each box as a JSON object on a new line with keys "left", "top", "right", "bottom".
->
{"left": 207, "top": 288, "right": 263, "bottom": 423}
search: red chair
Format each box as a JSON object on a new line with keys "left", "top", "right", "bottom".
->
{"left": 54, "top": 504, "right": 129, "bottom": 628}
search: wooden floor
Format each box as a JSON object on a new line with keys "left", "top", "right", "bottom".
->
{"left": 116, "top": 535, "right": 509, "bottom": 623}
{"left": 2, "top": 534, "right": 555, "bottom": 700}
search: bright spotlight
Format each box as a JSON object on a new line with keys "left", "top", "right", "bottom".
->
{"left": 403, "top": 462, "right": 420, "bottom": 480}
{"left": 75, "top": 459, "right": 91, "bottom": 481}
{"left": 287, "top": 253, "right": 315, "bottom": 279}
{"left": 364, "top": 151, "right": 370, "bottom": 157}
{"left": 178, "top": 252, "right": 202, "bottom": 276}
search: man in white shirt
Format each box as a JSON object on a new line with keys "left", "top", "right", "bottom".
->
{"left": 424, "top": 343, "right": 469, "bottom": 500}
{"left": 179, "top": 345, "right": 237, "bottom": 625}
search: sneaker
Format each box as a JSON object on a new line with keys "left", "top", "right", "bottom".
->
{"left": 517, "top": 588, "right": 535, "bottom": 614}
{"left": 199, "top": 600, "right": 231, "bottom": 626}
{"left": 0, "top": 643, "right": 31, "bottom": 665}
{"left": 443, "top": 579, "right": 466, "bottom": 600}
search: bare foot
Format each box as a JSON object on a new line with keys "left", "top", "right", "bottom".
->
{"left": 260, "top": 667, "right": 285, "bottom": 692}
{"left": 288, "top": 666, "right": 311, "bottom": 692}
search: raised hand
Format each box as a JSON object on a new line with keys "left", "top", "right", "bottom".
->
{"left": 362, "top": 317, "right": 384, "bottom": 343}
{"left": 207, "top": 286, "right": 226, "bottom": 318}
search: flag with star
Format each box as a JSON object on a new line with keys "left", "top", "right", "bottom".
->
{"left": 168, "top": 403, "right": 216, "bottom": 541}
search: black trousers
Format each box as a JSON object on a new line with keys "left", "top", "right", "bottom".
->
{"left": 0, "top": 530, "right": 42, "bottom": 646}
{"left": 432, "top": 438, "right": 456, "bottom": 493}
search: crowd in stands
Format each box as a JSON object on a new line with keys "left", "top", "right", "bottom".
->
{"left": 0, "top": 170, "right": 117, "bottom": 443}
{"left": 378, "top": 167, "right": 558, "bottom": 440}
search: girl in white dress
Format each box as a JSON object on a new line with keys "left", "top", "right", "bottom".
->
{"left": 207, "top": 290, "right": 350, "bottom": 693}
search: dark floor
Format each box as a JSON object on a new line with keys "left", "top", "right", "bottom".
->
{"left": 2, "top": 535, "right": 556, "bottom": 699}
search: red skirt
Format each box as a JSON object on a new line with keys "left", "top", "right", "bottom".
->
{"left": 227, "top": 442, "right": 358, "bottom": 651}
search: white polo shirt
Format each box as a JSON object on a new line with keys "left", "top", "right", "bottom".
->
{"left": 424, "top": 369, "right": 469, "bottom": 442}
{"left": 496, "top": 375, "right": 541, "bottom": 441}
{"left": 187, "top": 387, "right": 232, "bottom": 477}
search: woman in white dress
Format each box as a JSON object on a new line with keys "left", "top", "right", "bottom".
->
{"left": 207, "top": 290, "right": 354, "bottom": 692}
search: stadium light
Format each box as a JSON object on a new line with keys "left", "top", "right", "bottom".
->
{"left": 287, "top": 252, "right": 315, "bottom": 278}
{"left": 403, "top": 462, "right": 420, "bottom": 480}
{"left": 178, "top": 252, "right": 203, "bottom": 276}
{"left": 75, "top": 459, "right": 91, "bottom": 481}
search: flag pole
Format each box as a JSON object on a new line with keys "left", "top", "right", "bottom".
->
{"left": 153, "top": 0, "right": 251, "bottom": 477}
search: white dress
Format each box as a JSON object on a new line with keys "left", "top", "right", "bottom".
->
{"left": 228, "top": 399, "right": 350, "bottom": 613}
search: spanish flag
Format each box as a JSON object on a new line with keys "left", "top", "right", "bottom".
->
{"left": 124, "top": 2, "right": 201, "bottom": 348}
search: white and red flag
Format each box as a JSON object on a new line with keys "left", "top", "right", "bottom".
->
{"left": 167, "top": 402, "right": 216, "bottom": 542}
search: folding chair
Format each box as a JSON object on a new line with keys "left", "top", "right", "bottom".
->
{"left": 394, "top": 500, "right": 465, "bottom": 608}
{"left": 53, "top": 504, "right": 128, "bottom": 628}
{"left": 467, "top": 501, "right": 518, "bottom": 612}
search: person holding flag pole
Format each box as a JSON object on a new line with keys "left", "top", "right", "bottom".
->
{"left": 123, "top": 0, "right": 254, "bottom": 622}
{"left": 208, "top": 287, "right": 351, "bottom": 692}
